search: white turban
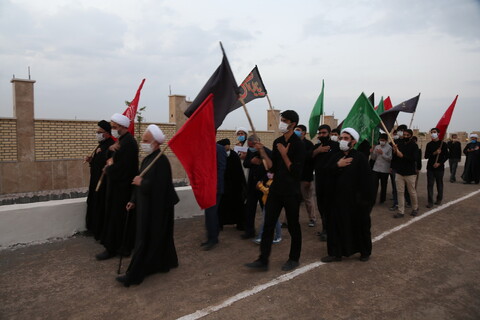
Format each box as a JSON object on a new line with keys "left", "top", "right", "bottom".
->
{"left": 147, "top": 124, "right": 165, "bottom": 144}
{"left": 470, "top": 133, "right": 478, "bottom": 138}
{"left": 111, "top": 113, "right": 130, "bottom": 128}
{"left": 236, "top": 127, "right": 248, "bottom": 135}
{"left": 341, "top": 127, "right": 360, "bottom": 141}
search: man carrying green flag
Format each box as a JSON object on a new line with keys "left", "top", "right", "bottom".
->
{"left": 342, "top": 93, "right": 382, "bottom": 149}
{"left": 309, "top": 80, "right": 324, "bottom": 139}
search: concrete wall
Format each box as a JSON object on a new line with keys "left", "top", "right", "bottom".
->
{"left": 0, "top": 186, "right": 204, "bottom": 249}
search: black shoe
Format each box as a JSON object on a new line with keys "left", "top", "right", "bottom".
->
{"left": 389, "top": 205, "right": 398, "bottom": 211}
{"left": 116, "top": 275, "right": 142, "bottom": 287}
{"left": 202, "top": 241, "right": 218, "bottom": 251}
{"left": 393, "top": 213, "right": 405, "bottom": 219}
{"left": 321, "top": 256, "right": 342, "bottom": 263}
{"left": 95, "top": 250, "right": 115, "bottom": 261}
{"left": 240, "top": 233, "right": 255, "bottom": 239}
{"left": 359, "top": 255, "right": 370, "bottom": 262}
{"left": 281, "top": 259, "right": 300, "bottom": 271}
{"left": 116, "top": 275, "right": 127, "bottom": 284}
{"left": 410, "top": 210, "right": 419, "bottom": 217}
{"left": 245, "top": 259, "right": 268, "bottom": 271}
{"left": 426, "top": 203, "right": 433, "bottom": 208}
{"left": 434, "top": 200, "right": 442, "bottom": 205}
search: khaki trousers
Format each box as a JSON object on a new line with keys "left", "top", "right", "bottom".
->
{"left": 396, "top": 174, "right": 418, "bottom": 214}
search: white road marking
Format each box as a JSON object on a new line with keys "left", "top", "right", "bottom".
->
{"left": 177, "top": 188, "right": 480, "bottom": 320}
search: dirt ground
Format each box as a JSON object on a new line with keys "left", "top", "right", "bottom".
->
{"left": 1, "top": 173, "right": 480, "bottom": 320}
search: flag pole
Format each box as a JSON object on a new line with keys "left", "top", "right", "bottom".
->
{"left": 84, "top": 145, "right": 99, "bottom": 164}
{"left": 240, "top": 98, "right": 268, "bottom": 170}
{"left": 139, "top": 145, "right": 170, "bottom": 177}
{"left": 380, "top": 119, "right": 396, "bottom": 147}
{"left": 408, "top": 112, "right": 416, "bottom": 129}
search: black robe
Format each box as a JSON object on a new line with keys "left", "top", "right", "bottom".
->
{"left": 325, "top": 149, "right": 375, "bottom": 258}
{"left": 218, "top": 150, "right": 247, "bottom": 227}
{"left": 86, "top": 137, "right": 114, "bottom": 240}
{"left": 125, "top": 150, "right": 179, "bottom": 284}
{"left": 101, "top": 132, "right": 139, "bottom": 255}
{"left": 462, "top": 141, "right": 480, "bottom": 183}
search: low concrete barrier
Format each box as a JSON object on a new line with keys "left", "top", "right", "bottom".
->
{"left": 0, "top": 186, "right": 203, "bottom": 249}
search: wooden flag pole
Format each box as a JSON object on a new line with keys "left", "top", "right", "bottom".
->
{"left": 84, "top": 145, "right": 99, "bottom": 164}
{"left": 95, "top": 171, "right": 106, "bottom": 192}
{"left": 240, "top": 98, "right": 268, "bottom": 170}
{"left": 380, "top": 119, "right": 396, "bottom": 147}
{"left": 266, "top": 94, "right": 280, "bottom": 127}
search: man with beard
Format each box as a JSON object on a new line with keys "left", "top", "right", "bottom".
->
{"left": 116, "top": 125, "right": 179, "bottom": 287}
{"left": 321, "top": 128, "right": 374, "bottom": 263}
{"left": 311, "top": 124, "right": 339, "bottom": 241}
{"left": 85, "top": 120, "right": 114, "bottom": 240}
{"left": 217, "top": 138, "right": 247, "bottom": 230}
{"left": 462, "top": 133, "right": 480, "bottom": 184}
{"left": 96, "top": 113, "right": 139, "bottom": 260}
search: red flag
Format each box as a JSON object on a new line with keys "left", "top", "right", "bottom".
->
{"left": 435, "top": 95, "right": 459, "bottom": 140}
{"left": 384, "top": 96, "right": 393, "bottom": 111}
{"left": 168, "top": 94, "right": 217, "bottom": 209}
{"left": 122, "top": 79, "right": 146, "bottom": 135}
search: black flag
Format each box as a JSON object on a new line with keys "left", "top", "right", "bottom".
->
{"left": 232, "top": 65, "right": 267, "bottom": 109}
{"left": 379, "top": 94, "right": 420, "bottom": 132}
{"left": 184, "top": 48, "right": 240, "bottom": 129}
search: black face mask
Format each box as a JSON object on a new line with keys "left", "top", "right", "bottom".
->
{"left": 404, "top": 137, "right": 411, "bottom": 143}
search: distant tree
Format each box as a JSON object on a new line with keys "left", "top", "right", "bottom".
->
{"left": 124, "top": 100, "right": 147, "bottom": 142}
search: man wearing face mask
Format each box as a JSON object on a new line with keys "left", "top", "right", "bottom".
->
{"left": 425, "top": 128, "right": 449, "bottom": 208}
{"left": 330, "top": 128, "right": 340, "bottom": 142}
{"left": 96, "top": 113, "right": 139, "bottom": 261}
{"left": 235, "top": 127, "right": 249, "bottom": 160}
{"left": 461, "top": 133, "right": 480, "bottom": 184}
{"left": 241, "top": 135, "right": 272, "bottom": 239}
{"left": 311, "top": 124, "right": 339, "bottom": 241}
{"left": 294, "top": 125, "right": 316, "bottom": 227}
{"left": 321, "top": 128, "right": 374, "bottom": 263}
{"left": 85, "top": 120, "right": 115, "bottom": 240}
{"left": 371, "top": 133, "right": 392, "bottom": 204}
{"left": 389, "top": 124, "right": 410, "bottom": 211}
{"left": 216, "top": 139, "right": 247, "bottom": 230}
{"left": 391, "top": 129, "right": 419, "bottom": 218}
{"left": 116, "top": 125, "right": 179, "bottom": 287}
{"left": 447, "top": 134, "right": 462, "bottom": 183}
{"left": 245, "top": 110, "right": 306, "bottom": 271}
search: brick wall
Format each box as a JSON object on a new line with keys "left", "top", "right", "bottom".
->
{"left": 0, "top": 118, "right": 17, "bottom": 162}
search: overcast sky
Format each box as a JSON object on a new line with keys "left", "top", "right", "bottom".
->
{"left": 1, "top": 0, "right": 479, "bottom": 134}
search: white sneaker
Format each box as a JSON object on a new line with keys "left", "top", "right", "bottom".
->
{"left": 253, "top": 238, "right": 261, "bottom": 244}
{"left": 273, "top": 237, "right": 282, "bottom": 244}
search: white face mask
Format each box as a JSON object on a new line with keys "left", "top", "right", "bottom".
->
{"left": 140, "top": 143, "right": 153, "bottom": 154}
{"left": 339, "top": 140, "right": 350, "bottom": 151}
{"left": 96, "top": 133, "right": 105, "bottom": 142}
{"left": 330, "top": 135, "right": 338, "bottom": 142}
{"left": 397, "top": 131, "right": 404, "bottom": 137}
{"left": 111, "top": 129, "right": 120, "bottom": 139}
{"left": 431, "top": 133, "right": 438, "bottom": 140}
{"left": 278, "top": 121, "right": 289, "bottom": 133}
{"left": 393, "top": 135, "right": 399, "bottom": 140}
{"left": 379, "top": 141, "right": 386, "bottom": 146}
{"left": 226, "top": 150, "right": 231, "bottom": 157}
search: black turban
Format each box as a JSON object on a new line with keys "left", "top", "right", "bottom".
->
{"left": 217, "top": 138, "right": 231, "bottom": 146}
{"left": 98, "top": 120, "right": 111, "bottom": 134}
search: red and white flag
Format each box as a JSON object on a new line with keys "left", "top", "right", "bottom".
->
{"left": 122, "top": 79, "right": 146, "bottom": 136}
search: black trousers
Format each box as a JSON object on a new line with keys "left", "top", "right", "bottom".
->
{"left": 427, "top": 168, "right": 444, "bottom": 204}
{"left": 205, "top": 194, "right": 221, "bottom": 243}
{"left": 373, "top": 171, "right": 389, "bottom": 203}
{"left": 260, "top": 192, "right": 302, "bottom": 264}
{"left": 315, "top": 180, "right": 328, "bottom": 232}
{"left": 244, "top": 189, "right": 264, "bottom": 236}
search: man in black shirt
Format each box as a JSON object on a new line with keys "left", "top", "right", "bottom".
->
{"left": 447, "top": 134, "right": 462, "bottom": 183}
{"left": 294, "top": 125, "right": 315, "bottom": 227}
{"left": 425, "top": 128, "right": 449, "bottom": 207}
{"left": 392, "top": 129, "right": 419, "bottom": 218}
{"left": 311, "top": 124, "right": 340, "bottom": 241}
{"left": 245, "top": 110, "right": 306, "bottom": 271}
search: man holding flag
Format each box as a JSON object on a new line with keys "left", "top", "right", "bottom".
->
{"left": 425, "top": 128, "right": 449, "bottom": 208}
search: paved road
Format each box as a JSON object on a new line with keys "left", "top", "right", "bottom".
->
{"left": 1, "top": 174, "right": 479, "bottom": 320}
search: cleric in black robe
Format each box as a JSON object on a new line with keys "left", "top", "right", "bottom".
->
{"left": 96, "top": 113, "right": 139, "bottom": 260}
{"left": 217, "top": 139, "right": 247, "bottom": 229}
{"left": 116, "top": 125, "right": 179, "bottom": 287}
{"left": 321, "top": 128, "right": 375, "bottom": 263}
{"left": 462, "top": 134, "right": 480, "bottom": 184}
{"left": 85, "top": 120, "right": 114, "bottom": 240}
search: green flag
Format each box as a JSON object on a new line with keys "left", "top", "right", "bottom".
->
{"left": 309, "top": 80, "right": 324, "bottom": 139}
{"left": 343, "top": 92, "right": 381, "bottom": 149}
{"left": 376, "top": 96, "right": 385, "bottom": 115}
